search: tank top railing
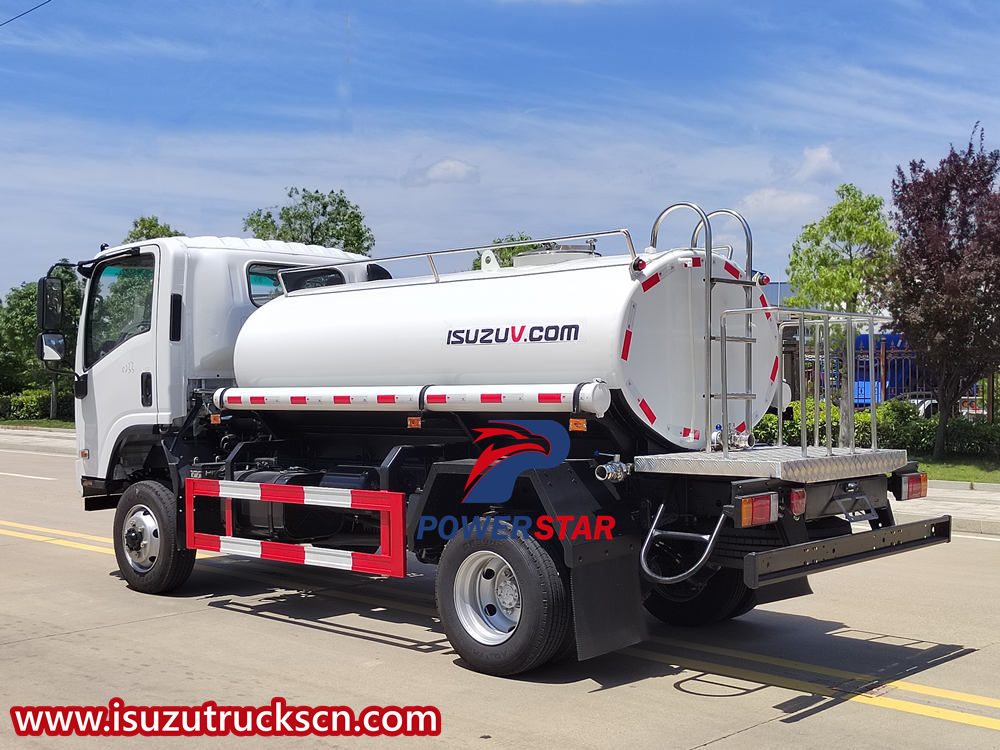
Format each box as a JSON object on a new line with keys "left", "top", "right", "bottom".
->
{"left": 277, "top": 229, "right": 638, "bottom": 294}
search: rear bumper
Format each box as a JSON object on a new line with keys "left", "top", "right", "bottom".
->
{"left": 743, "top": 516, "right": 952, "bottom": 588}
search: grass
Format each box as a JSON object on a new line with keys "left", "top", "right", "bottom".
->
{"left": 910, "top": 454, "right": 1000, "bottom": 483}
{"left": 0, "top": 419, "right": 75, "bottom": 430}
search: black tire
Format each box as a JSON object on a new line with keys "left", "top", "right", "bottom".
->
{"left": 436, "top": 517, "right": 571, "bottom": 676}
{"left": 644, "top": 568, "right": 755, "bottom": 626}
{"left": 113, "top": 480, "right": 195, "bottom": 594}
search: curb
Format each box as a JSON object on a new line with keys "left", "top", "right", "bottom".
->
{"left": 929, "top": 479, "right": 1000, "bottom": 491}
{"left": 0, "top": 426, "right": 75, "bottom": 438}
{"left": 895, "top": 512, "right": 1000, "bottom": 536}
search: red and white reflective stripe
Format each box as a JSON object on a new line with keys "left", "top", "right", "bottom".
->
{"left": 214, "top": 381, "right": 611, "bottom": 416}
{"left": 682, "top": 256, "right": 703, "bottom": 268}
{"left": 640, "top": 273, "right": 661, "bottom": 292}
{"left": 621, "top": 302, "right": 637, "bottom": 362}
{"left": 626, "top": 379, "right": 656, "bottom": 425}
{"left": 759, "top": 292, "right": 771, "bottom": 320}
{"left": 723, "top": 261, "right": 741, "bottom": 279}
{"left": 680, "top": 426, "right": 702, "bottom": 440}
{"left": 769, "top": 356, "right": 779, "bottom": 382}
{"left": 185, "top": 478, "right": 405, "bottom": 577}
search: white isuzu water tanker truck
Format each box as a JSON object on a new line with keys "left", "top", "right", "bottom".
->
{"left": 37, "top": 203, "right": 950, "bottom": 676}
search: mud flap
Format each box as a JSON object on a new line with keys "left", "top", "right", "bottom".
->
{"left": 530, "top": 464, "right": 648, "bottom": 661}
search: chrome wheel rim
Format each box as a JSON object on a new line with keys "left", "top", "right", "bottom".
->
{"left": 453, "top": 550, "right": 521, "bottom": 645}
{"left": 122, "top": 504, "right": 161, "bottom": 573}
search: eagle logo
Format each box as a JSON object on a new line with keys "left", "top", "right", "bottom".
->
{"left": 462, "top": 420, "right": 570, "bottom": 503}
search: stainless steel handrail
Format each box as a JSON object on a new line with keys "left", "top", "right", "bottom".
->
{"left": 723, "top": 307, "right": 889, "bottom": 458}
{"left": 277, "top": 228, "right": 638, "bottom": 294}
{"left": 649, "top": 203, "right": 715, "bottom": 453}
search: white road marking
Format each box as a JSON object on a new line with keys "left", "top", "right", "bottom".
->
{"left": 0, "top": 448, "right": 74, "bottom": 458}
{"left": 0, "top": 471, "right": 57, "bottom": 481}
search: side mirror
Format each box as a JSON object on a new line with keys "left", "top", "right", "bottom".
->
{"left": 37, "top": 276, "right": 64, "bottom": 332}
{"left": 36, "top": 332, "right": 66, "bottom": 362}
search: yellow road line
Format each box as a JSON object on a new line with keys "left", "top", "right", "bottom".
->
{"left": 0, "top": 519, "right": 112, "bottom": 544}
{"left": 0, "top": 522, "right": 218, "bottom": 558}
{"left": 655, "top": 637, "right": 1000, "bottom": 710}
{"left": 0, "top": 527, "right": 113, "bottom": 555}
{"left": 627, "top": 648, "right": 1000, "bottom": 732}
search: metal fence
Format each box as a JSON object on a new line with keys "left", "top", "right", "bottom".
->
{"left": 787, "top": 335, "right": 996, "bottom": 422}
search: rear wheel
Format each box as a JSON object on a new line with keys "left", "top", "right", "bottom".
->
{"left": 644, "top": 568, "right": 755, "bottom": 626}
{"left": 113, "top": 481, "right": 195, "bottom": 594}
{"left": 436, "top": 518, "right": 570, "bottom": 676}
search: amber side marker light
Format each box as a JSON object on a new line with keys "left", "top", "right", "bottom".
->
{"left": 569, "top": 418, "right": 588, "bottom": 432}
{"left": 407, "top": 416, "right": 423, "bottom": 430}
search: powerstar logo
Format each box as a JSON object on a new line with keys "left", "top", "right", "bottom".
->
{"left": 416, "top": 419, "right": 616, "bottom": 542}
{"left": 446, "top": 323, "right": 580, "bottom": 345}
{"left": 463, "top": 420, "right": 568, "bottom": 503}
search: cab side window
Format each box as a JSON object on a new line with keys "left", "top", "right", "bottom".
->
{"left": 84, "top": 255, "right": 155, "bottom": 369}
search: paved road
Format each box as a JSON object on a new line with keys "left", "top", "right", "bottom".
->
{"left": 2, "top": 430, "right": 1000, "bottom": 748}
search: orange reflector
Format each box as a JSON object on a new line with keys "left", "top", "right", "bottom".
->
{"left": 737, "top": 492, "right": 778, "bottom": 528}
{"left": 569, "top": 418, "right": 588, "bottom": 432}
{"left": 210, "top": 414, "right": 221, "bottom": 425}
{"left": 79, "top": 449, "right": 89, "bottom": 460}
{"left": 789, "top": 487, "right": 806, "bottom": 516}
{"left": 407, "top": 416, "right": 423, "bottom": 429}
{"left": 900, "top": 472, "right": 927, "bottom": 500}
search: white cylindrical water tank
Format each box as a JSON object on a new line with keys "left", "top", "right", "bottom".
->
{"left": 233, "top": 249, "right": 780, "bottom": 450}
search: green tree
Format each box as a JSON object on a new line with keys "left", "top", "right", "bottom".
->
{"left": 0, "top": 262, "right": 83, "bottom": 416}
{"left": 124, "top": 216, "right": 183, "bottom": 243}
{"left": 243, "top": 187, "right": 375, "bottom": 255}
{"left": 887, "top": 128, "right": 1000, "bottom": 458}
{"left": 786, "top": 184, "right": 896, "bottom": 313}
{"left": 472, "top": 232, "right": 540, "bottom": 270}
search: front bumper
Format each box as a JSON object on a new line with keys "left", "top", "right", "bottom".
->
{"left": 743, "top": 516, "right": 952, "bottom": 588}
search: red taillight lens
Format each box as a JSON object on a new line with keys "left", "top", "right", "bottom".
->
{"left": 900, "top": 472, "right": 928, "bottom": 500}
{"left": 789, "top": 488, "right": 806, "bottom": 516}
{"left": 737, "top": 492, "right": 778, "bottom": 527}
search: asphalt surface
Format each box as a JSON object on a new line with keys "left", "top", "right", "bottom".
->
{"left": 2, "top": 428, "right": 1000, "bottom": 748}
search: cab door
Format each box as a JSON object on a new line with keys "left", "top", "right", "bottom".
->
{"left": 76, "top": 249, "right": 159, "bottom": 481}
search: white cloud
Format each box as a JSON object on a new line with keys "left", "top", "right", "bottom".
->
{"left": 738, "top": 188, "right": 822, "bottom": 225}
{"left": 402, "top": 158, "right": 480, "bottom": 187}
{"left": 0, "top": 29, "right": 210, "bottom": 61}
{"left": 794, "top": 145, "right": 841, "bottom": 183}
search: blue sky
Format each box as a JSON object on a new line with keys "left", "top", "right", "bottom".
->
{"left": 0, "top": 0, "right": 997, "bottom": 292}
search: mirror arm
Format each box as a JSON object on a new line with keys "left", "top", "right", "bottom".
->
{"left": 43, "top": 362, "right": 78, "bottom": 380}
{"left": 45, "top": 260, "right": 79, "bottom": 277}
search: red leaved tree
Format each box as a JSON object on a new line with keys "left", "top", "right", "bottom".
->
{"left": 888, "top": 127, "right": 1000, "bottom": 458}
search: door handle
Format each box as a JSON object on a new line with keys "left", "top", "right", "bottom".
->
{"left": 140, "top": 372, "right": 152, "bottom": 407}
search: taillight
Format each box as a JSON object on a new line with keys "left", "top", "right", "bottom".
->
{"left": 736, "top": 492, "right": 778, "bottom": 528}
{"left": 899, "top": 472, "right": 928, "bottom": 500}
{"left": 789, "top": 487, "right": 807, "bottom": 517}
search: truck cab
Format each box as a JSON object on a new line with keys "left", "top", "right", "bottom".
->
{"left": 62, "top": 237, "right": 365, "bottom": 501}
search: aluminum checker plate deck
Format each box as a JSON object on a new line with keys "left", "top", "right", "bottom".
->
{"left": 633, "top": 446, "right": 909, "bottom": 484}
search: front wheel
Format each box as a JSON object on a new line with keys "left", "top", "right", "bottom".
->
{"left": 436, "top": 518, "right": 571, "bottom": 676}
{"left": 113, "top": 481, "right": 195, "bottom": 594}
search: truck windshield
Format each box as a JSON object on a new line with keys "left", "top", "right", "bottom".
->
{"left": 84, "top": 254, "right": 155, "bottom": 368}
